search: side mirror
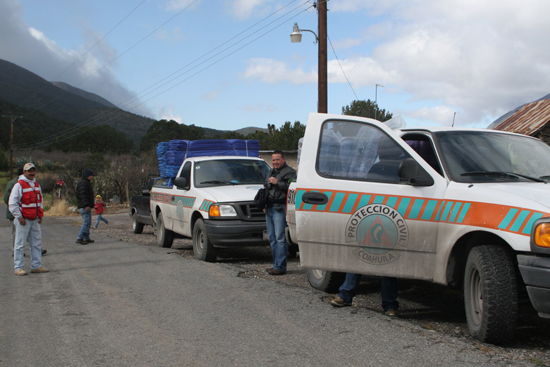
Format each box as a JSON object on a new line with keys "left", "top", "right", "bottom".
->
{"left": 398, "top": 158, "right": 418, "bottom": 179}
{"left": 174, "top": 177, "right": 188, "bottom": 190}
{"left": 398, "top": 158, "right": 434, "bottom": 186}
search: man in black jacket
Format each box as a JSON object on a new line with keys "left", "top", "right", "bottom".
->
{"left": 76, "top": 168, "right": 95, "bottom": 245}
{"left": 265, "top": 150, "right": 296, "bottom": 275}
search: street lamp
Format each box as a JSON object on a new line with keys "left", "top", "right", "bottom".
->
{"left": 375, "top": 84, "right": 384, "bottom": 120}
{"left": 289, "top": 0, "right": 327, "bottom": 113}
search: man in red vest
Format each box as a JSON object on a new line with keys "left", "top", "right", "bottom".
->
{"left": 8, "top": 163, "right": 49, "bottom": 276}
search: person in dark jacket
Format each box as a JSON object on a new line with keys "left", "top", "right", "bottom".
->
{"left": 264, "top": 150, "right": 297, "bottom": 275}
{"left": 76, "top": 168, "right": 95, "bottom": 245}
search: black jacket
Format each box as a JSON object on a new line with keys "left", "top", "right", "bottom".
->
{"left": 266, "top": 163, "right": 297, "bottom": 205}
{"left": 76, "top": 178, "right": 94, "bottom": 208}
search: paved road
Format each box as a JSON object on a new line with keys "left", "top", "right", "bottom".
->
{"left": 0, "top": 216, "right": 535, "bottom": 366}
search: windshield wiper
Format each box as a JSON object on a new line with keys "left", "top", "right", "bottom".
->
{"left": 461, "top": 171, "right": 546, "bottom": 182}
{"left": 200, "top": 180, "right": 236, "bottom": 185}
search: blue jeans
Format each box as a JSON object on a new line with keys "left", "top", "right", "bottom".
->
{"left": 78, "top": 208, "right": 92, "bottom": 241}
{"left": 95, "top": 214, "right": 109, "bottom": 228}
{"left": 338, "top": 273, "right": 399, "bottom": 311}
{"left": 13, "top": 218, "right": 42, "bottom": 270}
{"left": 265, "top": 205, "right": 288, "bottom": 272}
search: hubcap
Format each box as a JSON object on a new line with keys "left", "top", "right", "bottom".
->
{"left": 468, "top": 268, "right": 483, "bottom": 326}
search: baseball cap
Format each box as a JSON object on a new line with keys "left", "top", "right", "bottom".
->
{"left": 23, "top": 163, "right": 36, "bottom": 171}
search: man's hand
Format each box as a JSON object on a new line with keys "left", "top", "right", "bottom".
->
{"left": 85, "top": 206, "right": 91, "bottom": 212}
{"left": 18, "top": 218, "right": 26, "bottom": 225}
{"left": 267, "top": 177, "right": 278, "bottom": 185}
{"left": 38, "top": 218, "right": 42, "bottom": 224}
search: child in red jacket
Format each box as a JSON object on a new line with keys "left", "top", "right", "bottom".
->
{"left": 94, "top": 195, "right": 109, "bottom": 229}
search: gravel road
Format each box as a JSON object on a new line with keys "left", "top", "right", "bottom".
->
{"left": 84, "top": 209, "right": 550, "bottom": 365}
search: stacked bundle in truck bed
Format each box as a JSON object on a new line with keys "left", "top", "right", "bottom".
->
{"left": 157, "top": 139, "right": 261, "bottom": 178}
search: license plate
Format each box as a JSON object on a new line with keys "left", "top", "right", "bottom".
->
{"left": 263, "top": 230, "right": 268, "bottom": 241}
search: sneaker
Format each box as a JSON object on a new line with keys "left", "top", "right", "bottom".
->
{"left": 14, "top": 269, "right": 27, "bottom": 276}
{"left": 330, "top": 296, "right": 352, "bottom": 307}
{"left": 385, "top": 309, "right": 398, "bottom": 317}
{"left": 75, "top": 239, "right": 87, "bottom": 245}
{"left": 42, "top": 249, "right": 47, "bottom": 255}
{"left": 86, "top": 239, "right": 95, "bottom": 243}
{"left": 31, "top": 267, "right": 49, "bottom": 273}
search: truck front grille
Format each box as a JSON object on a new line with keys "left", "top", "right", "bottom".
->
{"left": 238, "top": 203, "right": 265, "bottom": 221}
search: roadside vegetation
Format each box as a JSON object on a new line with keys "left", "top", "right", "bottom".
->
{"left": 0, "top": 99, "right": 390, "bottom": 213}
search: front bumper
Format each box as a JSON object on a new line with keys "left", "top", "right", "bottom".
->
{"left": 204, "top": 219, "right": 268, "bottom": 248}
{"left": 518, "top": 255, "right": 550, "bottom": 318}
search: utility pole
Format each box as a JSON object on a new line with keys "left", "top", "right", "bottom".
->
{"left": 2, "top": 115, "right": 23, "bottom": 180}
{"left": 317, "top": 0, "right": 328, "bottom": 113}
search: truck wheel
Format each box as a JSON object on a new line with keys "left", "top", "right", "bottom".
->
{"left": 306, "top": 269, "right": 346, "bottom": 293}
{"left": 156, "top": 212, "right": 174, "bottom": 248}
{"left": 193, "top": 219, "right": 217, "bottom": 262}
{"left": 132, "top": 214, "right": 144, "bottom": 234}
{"left": 464, "top": 245, "right": 518, "bottom": 345}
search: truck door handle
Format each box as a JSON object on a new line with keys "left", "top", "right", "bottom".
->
{"left": 302, "top": 192, "right": 328, "bottom": 205}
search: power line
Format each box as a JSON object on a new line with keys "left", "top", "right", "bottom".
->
{"left": 327, "top": 34, "right": 359, "bottom": 101}
{"left": 8, "top": 0, "right": 148, "bottom": 117}
{"left": 15, "top": 1, "right": 313, "bottom": 150}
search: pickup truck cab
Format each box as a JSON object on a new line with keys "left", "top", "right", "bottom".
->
{"left": 130, "top": 177, "right": 165, "bottom": 234}
{"left": 286, "top": 113, "right": 550, "bottom": 344}
{"left": 151, "top": 156, "right": 271, "bottom": 261}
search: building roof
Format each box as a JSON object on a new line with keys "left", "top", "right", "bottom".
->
{"left": 493, "top": 99, "right": 550, "bottom": 136}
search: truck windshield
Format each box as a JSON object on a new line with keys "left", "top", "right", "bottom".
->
{"left": 436, "top": 131, "right": 550, "bottom": 183}
{"left": 194, "top": 159, "right": 271, "bottom": 188}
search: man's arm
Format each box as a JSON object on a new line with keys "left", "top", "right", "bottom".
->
{"left": 8, "top": 183, "right": 23, "bottom": 220}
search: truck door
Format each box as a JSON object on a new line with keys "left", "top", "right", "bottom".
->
{"left": 295, "top": 114, "right": 447, "bottom": 281}
{"left": 170, "top": 161, "right": 193, "bottom": 234}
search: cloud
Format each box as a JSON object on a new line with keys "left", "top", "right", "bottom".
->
{"left": 226, "top": 0, "right": 278, "bottom": 20}
{"left": 202, "top": 89, "right": 224, "bottom": 101}
{"left": 242, "top": 58, "right": 316, "bottom": 84}
{"left": 164, "top": 0, "right": 200, "bottom": 12}
{"left": 244, "top": 0, "right": 550, "bottom": 126}
{"left": 157, "top": 104, "right": 183, "bottom": 123}
{"left": 0, "top": 0, "right": 151, "bottom": 116}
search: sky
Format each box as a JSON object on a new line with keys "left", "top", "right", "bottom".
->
{"left": 1, "top": 0, "right": 550, "bottom": 133}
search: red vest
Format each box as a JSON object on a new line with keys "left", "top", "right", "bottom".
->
{"left": 18, "top": 180, "right": 44, "bottom": 220}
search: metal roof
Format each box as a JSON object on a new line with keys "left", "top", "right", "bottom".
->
{"left": 493, "top": 99, "right": 550, "bottom": 136}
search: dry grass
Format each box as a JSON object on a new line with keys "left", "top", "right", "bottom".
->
{"left": 45, "top": 200, "right": 73, "bottom": 217}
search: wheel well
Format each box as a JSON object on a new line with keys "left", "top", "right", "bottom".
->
{"left": 190, "top": 211, "right": 203, "bottom": 232}
{"left": 446, "top": 231, "right": 516, "bottom": 289}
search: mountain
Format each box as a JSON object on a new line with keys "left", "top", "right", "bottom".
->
{"left": 51, "top": 81, "right": 118, "bottom": 108}
{"left": 0, "top": 58, "right": 154, "bottom": 145}
{"left": 0, "top": 58, "right": 269, "bottom": 147}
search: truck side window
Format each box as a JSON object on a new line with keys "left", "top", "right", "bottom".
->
{"left": 402, "top": 133, "right": 444, "bottom": 176}
{"left": 317, "top": 120, "right": 411, "bottom": 184}
{"left": 179, "top": 161, "right": 191, "bottom": 189}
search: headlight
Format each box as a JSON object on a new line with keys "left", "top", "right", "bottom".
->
{"left": 534, "top": 222, "right": 550, "bottom": 248}
{"left": 209, "top": 204, "right": 237, "bottom": 217}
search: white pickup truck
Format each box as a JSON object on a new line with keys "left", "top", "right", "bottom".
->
{"left": 150, "top": 156, "right": 271, "bottom": 261}
{"left": 286, "top": 112, "right": 550, "bottom": 344}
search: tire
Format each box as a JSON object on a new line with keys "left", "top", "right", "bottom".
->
{"left": 156, "top": 212, "right": 174, "bottom": 248}
{"left": 192, "top": 219, "right": 217, "bottom": 262}
{"left": 132, "top": 214, "right": 144, "bottom": 234}
{"left": 306, "top": 269, "right": 346, "bottom": 293}
{"left": 464, "top": 245, "right": 518, "bottom": 345}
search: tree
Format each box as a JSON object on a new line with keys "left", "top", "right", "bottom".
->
{"left": 342, "top": 99, "right": 393, "bottom": 122}
{"left": 140, "top": 119, "right": 206, "bottom": 152}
